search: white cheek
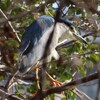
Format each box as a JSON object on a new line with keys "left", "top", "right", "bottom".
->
{"left": 56, "top": 23, "right": 75, "bottom": 41}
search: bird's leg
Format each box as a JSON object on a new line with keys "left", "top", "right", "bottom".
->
{"left": 33, "top": 62, "right": 40, "bottom": 89}
{"left": 45, "top": 71, "right": 62, "bottom": 87}
{"left": 35, "top": 67, "right": 40, "bottom": 89}
{"left": 46, "top": 71, "right": 65, "bottom": 94}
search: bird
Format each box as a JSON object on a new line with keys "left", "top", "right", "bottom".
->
{"left": 18, "top": 15, "right": 87, "bottom": 86}
{"left": 18, "top": 15, "right": 55, "bottom": 73}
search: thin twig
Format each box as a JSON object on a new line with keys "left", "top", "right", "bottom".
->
{"left": 73, "top": 88, "right": 93, "bottom": 100}
{"left": 0, "top": 9, "right": 21, "bottom": 43}
{"left": 0, "top": 0, "right": 55, "bottom": 25}
{"left": 5, "top": 70, "right": 19, "bottom": 91}
{"left": 96, "top": 63, "right": 100, "bottom": 100}
{"left": 31, "top": 72, "right": 98, "bottom": 99}
{"left": 0, "top": 88, "right": 20, "bottom": 100}
{"left": 46, "top": 73, "right": 98, "bottom": 95}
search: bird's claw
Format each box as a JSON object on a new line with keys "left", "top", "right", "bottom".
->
{"left": 50, "top": 79, "right": 62, "bottom": 87}
{"left": 49, "top": 78, "right": 64, "bottom": 94}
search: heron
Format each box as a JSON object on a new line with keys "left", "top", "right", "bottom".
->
{"left": 18, "top": 15, "right": 87, "bottom": 86}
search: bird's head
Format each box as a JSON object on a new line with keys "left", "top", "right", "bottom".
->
{"left": 57, "top": 16, "right": 87, "bottom": 44}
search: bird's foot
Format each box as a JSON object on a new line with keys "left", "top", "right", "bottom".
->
{"left": 48, "top": 74, "right": 64, "bottom": 94}
{"left": 50, "top": 78, "right": 62, "bottom": 87}
{"left": 33, "top": 62, "right": 40, "bottom": 89}
{"left": 46, "top": 71, "right": 62, "bottom": 87}
{"left": 46, "top": 71, "right": 64, "bottom": 94}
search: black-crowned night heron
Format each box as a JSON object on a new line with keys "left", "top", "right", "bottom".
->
{"left": 18, "top": 15, "right": 87, "bottom": 86}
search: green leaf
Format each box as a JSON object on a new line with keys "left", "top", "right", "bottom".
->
{"left": 18, "top": 85, "right": 24, "bottom": 90}
{"left": 11, "top": 7, "right": 22, "bottom": 15}
{"left": 85, "top": 60, "right": 94, "bottom": 68}
{"left": 90, "top": 54, "right": 100, "bottom": 64}
{"left": 88, "top": 44, "right": 99, "bottom": 50}
{"left": 0, "top": 76, "right": 4, "bottom": 81}
{"left": 0, "top": 0, "right": 10, "bottom": 9}
{"left": 78, "top": 65, "right": 86, "bottom": 77}
{"left": 15, "top": 91, "right": 22, "bottom": 96}
{"left": 65, "top": 90, "right": 76, "bottom": 100}
{"left": 27, "top": 85, "right": 36, "bottom": 93}
{"left": 46, "top": 94, "right": 55, "bottom": 100}
{"left": 5, "top": 38, "right": 19, "bottom": 48}
{"left": 5, "top": 0, "right": 10, "bottom": 6}
{"left": 86, "top": 37, "right": 91, "bottom": 42}
{"left": 61, "top": 97, "right": 66, "bottom": 100}
{"left": 76, "top": 8, "right": 82, "bottom": 15}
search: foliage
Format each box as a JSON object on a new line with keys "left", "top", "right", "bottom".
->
{"left": 0, "top": 0, "right": 100, "bottom": 100}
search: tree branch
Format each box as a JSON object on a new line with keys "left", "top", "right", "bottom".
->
{"left": 73, "top": 88, "right": 93, "bottom": 100}
{"left": 31, "top": 72, "right": 98, "bottom": 99}
{"left": 0, "top": 9, "right": 21, "bottom": 43}
{"left": 0, "top": 0, "right": 55, "bottom": 25}
{"left": 0, "top": 88, "right": 21, "bottom": 100}
{"left": 83, "top": 0, "right": 100, "bottom": 15}
{"left": 5, "top": 70, "right": 18, "bottom": 91}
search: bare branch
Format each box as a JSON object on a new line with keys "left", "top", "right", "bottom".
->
{"left": 0, "top": 0, "right": 55, "bottom": 25}
{"left": 30, "top": 72, "right": 98, "bottom": 99}
{"left": 45, "top": 72, "right": 98, "bottom": 96}
{"left": 0, "top": 88, "right": 21, "bottom": 100}
{"left": 5, "top": 70, "right": 19, "bottom": 91}
{"left": 0, "top": 9, "right": 21, "bottom": 43}
{"left": 96, "top": 63, "right": 100, "bottom": 100}
{"left": 83, "top": 0, "right": 100, "bottom": 15}
{"left": 73, "top": 88, "right": 93, "bottom": 100}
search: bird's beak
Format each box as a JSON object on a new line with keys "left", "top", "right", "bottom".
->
{"left": 72, "top": 27, "right": 88, "bottom": 44}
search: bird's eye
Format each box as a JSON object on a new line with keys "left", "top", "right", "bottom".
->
{"left": 69, "top": 26, "right": 74, "bottom": 31}
{"left": 69, "top": 26, "right": 76, "bottom": 33}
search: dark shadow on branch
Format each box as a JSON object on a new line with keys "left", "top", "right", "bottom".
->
{"left": 30, "top": 72, "right": 98, "bottom": 99}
